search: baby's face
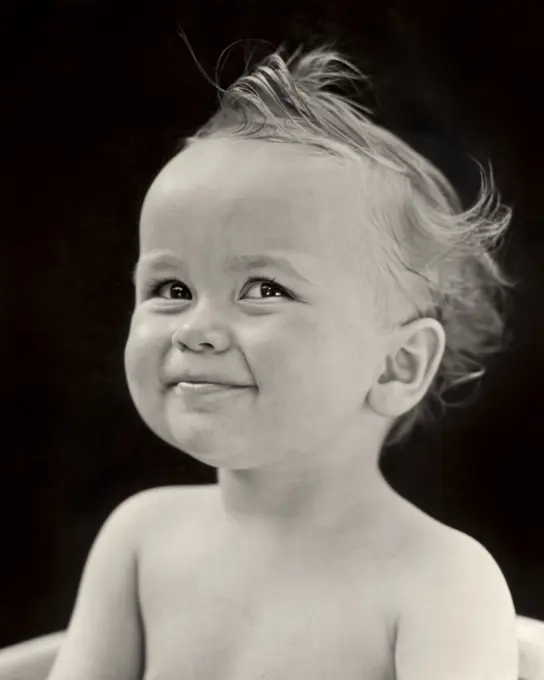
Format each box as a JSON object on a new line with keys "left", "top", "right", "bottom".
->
{"left": 125, "top": 137, "right": 390, "bottom": 468}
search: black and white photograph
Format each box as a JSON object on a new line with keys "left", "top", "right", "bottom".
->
{"left": 2, "top": 0, "right": 543, "bottom": 678}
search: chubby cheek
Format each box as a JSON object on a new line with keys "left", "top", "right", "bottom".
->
{"left": 244, "top": 312, "right": 362, "bottom": 408}
{"left": 124, "top": 313, "right": 166, "bottom": 398}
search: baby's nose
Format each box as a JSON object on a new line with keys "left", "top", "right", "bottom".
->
{"left": 171, "top": 307, "right": 231, "bottom": 353}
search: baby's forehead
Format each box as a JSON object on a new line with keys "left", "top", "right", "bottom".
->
{"left": 154, "top": 138, "right": 348, "bottom": 202}
{"left": 141, "top": 138, "right": 407, "bottom": 286}
{"left": 146, "top": 137, "right": 400, "bottom": 233}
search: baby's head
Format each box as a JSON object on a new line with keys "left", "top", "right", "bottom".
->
{"left": 125, "top": 40, "right": 516, "bottom": 468}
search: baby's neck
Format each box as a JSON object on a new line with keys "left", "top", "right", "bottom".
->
{"left": 216, "top": 431, "right": 395, "bottom": 542}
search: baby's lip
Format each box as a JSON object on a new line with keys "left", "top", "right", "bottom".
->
{"left": 170, "top": 374, "right": 253, "bottom": 388}
{"left": 173, "top": 382, "right": 251, "bottom": 397}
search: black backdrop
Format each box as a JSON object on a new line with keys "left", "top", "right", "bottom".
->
{"left": 2, "top": 0, "right": 543, "bottom": 648}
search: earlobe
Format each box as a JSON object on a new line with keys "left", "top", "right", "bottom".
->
{"left": 367, "top": 318, "right": 446, "bottom": 418}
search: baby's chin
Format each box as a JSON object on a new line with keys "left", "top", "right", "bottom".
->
{"left": 154, "top": 420, "right": 287, "bottom": 471}
{"left": 150, "top": 415, "right": 242, "bottom": 467}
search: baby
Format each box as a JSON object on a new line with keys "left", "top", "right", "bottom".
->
{"left": 47, "top": 40, "right": 519, "bottom": 680}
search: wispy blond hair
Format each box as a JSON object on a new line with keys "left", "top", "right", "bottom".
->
{"left": 176, "top": 32, "right": 518, "bottom": 448}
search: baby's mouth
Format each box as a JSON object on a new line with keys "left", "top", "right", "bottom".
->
{"left": 173, "top": 381, "right": 254, "bottom": 397}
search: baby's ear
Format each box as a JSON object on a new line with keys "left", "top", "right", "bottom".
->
{"left": 367, "top": 317, "right": 446, "bottom": 418}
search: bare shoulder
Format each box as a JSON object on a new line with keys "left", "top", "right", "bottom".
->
{"left": 399, "top": 504, "right": 508, "bottom": 588}
{"left": 390, "top": 500, "right": 510, "bottom": 598}
{"left": 390, "top": 502, "right": 518, "bottom": 679}
{"left": 124, "top": 483, "right": 219, "bottom": 515}
{"left": 111, "top": 484, "right": 220, "bottom": 550}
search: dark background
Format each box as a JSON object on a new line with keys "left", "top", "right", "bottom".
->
{"left": 2, "top": 0, "right": 543, "bottom": 648}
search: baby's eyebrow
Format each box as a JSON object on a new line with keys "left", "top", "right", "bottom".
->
{"left": 131, "top": 252, "right": 316, "bottom": 285}
{"left": 226, "top": 254, "right": 314, "bottom": 284}
{"left": 132, "top": 254, "right": 187, "bottom": 284}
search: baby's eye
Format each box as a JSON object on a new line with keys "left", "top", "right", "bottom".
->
{"left": 242, "top": 277, "right": 293, "bottom": 300}
{"left": 150, "top": 279, "right": 191, "bottom": 300}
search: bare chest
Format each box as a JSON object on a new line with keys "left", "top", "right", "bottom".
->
{"left": 138, "top": 534, "right": 397, "bottom": 680}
